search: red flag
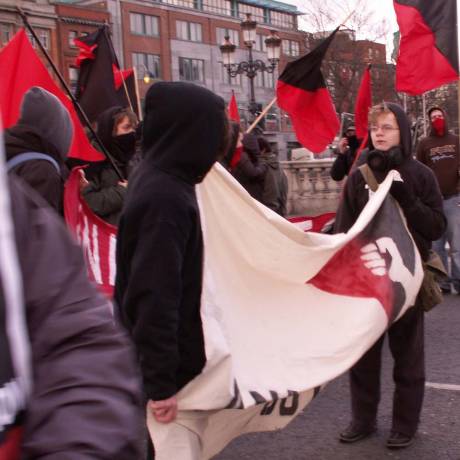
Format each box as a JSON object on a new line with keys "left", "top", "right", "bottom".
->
{"left": 276, "top": 29, "right": 340, "bottom": 153}
{"left": 228, "top": 91, "right": 240, "bottom": 123}
{"left": 112, "top": 64, "right": 134, "bottom": 91}
{"left": 394, "top": 0, "right": 458, "bottom": 95}
{"left": 354, "top": 65, "right": 372, "bottom": 140}
{"left": 0, "top": 29, "right": 104, "bottom": 162}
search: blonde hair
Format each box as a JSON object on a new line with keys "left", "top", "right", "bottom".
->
{"left": 368, "top": 102, "right": 393, "bottom": 126}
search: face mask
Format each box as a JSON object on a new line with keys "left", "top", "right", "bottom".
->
{"left": 347, "top": 135, "right": 360, "bottom": 150}
{"left": 112, "top": 132, "right": 137, "bottom": 163}
{"left": 432, "top": 118, "right": 445, "bottom": 136}
{"left": 367, "top": 146, "right": 403, "bottom": 172}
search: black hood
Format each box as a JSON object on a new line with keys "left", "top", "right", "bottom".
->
{"left": 367, "top": 102, "right": 412, "bottom": 159}
{"left": 142, "top": 82, "right": 226, "bottom": 184}
{"left": 96, "top": 106, "right": 122, "bottom": 149}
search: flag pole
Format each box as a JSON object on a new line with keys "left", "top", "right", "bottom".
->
{"left": 120, "top": 72, "right": 135, "bottom": 114}
{"left": 17, "top": 8, "right": 125, "bottom": 180}
{"left": 246, "top": 97, "right": 276, "bottom": 134}
{"left": 132, "top": 66, "right": 143, "bottom": 121}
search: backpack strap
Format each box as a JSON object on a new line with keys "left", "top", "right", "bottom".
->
{"left": 358, "top": 164, "right": 379, "bottom": 192}
{"left": 6, "top": 152, "right": 60, "bottom": 175}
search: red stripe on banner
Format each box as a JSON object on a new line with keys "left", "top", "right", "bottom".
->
{"left": 394, "top": 2, "right": 458, "bottom": 95}
{"left": 277, "top": 81, "right": 339, "bottom": 153}
{"left": 308, "top": 238, "right": 393, "bottom": 321}
{"left": 288, "top": 212, "right": 335, "bottom": 233}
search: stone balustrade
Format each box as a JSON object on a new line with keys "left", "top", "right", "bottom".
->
{"left": 281, "top": 159, "right": 344, "bottom": 217}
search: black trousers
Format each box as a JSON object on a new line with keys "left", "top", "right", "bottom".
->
{"left": 349, "top": 304, "right": 425, "bottom": 437}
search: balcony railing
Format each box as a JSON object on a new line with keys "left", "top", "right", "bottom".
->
{"left": 281, "top": 159, "right": 344, "bottom": 217}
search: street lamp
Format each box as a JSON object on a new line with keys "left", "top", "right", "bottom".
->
{"left": 219, "top": 14, "right": 282, "bottom": 120}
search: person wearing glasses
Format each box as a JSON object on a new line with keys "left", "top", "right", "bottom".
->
{"left": 330, "top": 125, "right": 362, "bottom": 181}
{"left": 334, "top": 102, "right": 446, "bottom": 449}
{"left": 416, "top": 107, "right": 460, "bottom": 295}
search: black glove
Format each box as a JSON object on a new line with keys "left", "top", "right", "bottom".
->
{"left": 390, "top": 180, "right": 416, "bottom": 208}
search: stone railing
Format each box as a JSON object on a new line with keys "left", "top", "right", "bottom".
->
{"left": 281, "top": 159, "right": 343, "bottom": 217}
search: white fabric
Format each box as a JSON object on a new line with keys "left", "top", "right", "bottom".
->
{"left": 148, "top": 164, "right": 424, "bottom": 459}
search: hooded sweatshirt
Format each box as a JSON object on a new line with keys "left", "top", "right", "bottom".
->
{"left": 82, "top": 106, "right": 134, "bottom": 225}
{"left": 115, "top": 82, "right": 227, "bottom": 401}
{"left": 416, "top": 106, "right": 459, "bottom": 198}
{"left": 335, "top": 102, "right": 446, "bottom": 262}
{"left": 4, "top": 87, "right": 73, "bottom": 213}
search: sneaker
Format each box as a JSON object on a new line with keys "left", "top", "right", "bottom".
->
{"left": 339, "top": 423, "right": 376, "bottom": 443}
{"left": 386, "top": 431, "right": 414, "bottom": 449}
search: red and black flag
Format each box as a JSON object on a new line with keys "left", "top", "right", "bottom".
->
{"left": 394, "top": 0, "right": 459, "bottom": 95}
{"left": 75, "top": 26, "right": 137, "bottom": 123}
{"left": 354, "top": 65, "right": 372, "bottom": 140}
{"left": 276, "top": 28, "right": 340, "bottom": 153}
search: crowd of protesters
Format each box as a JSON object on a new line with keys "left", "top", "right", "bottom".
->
{"left": 1, "top": 81, "right": 458, "bottom": 460}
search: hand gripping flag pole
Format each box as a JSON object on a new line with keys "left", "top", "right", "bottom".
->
{"left": 17, "top": 8, "right": 125, "bottom": 181}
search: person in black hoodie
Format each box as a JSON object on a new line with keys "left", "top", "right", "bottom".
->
{"left": 330, "top": 125, "right": 361, "bottom": 182}
{"left": 81, "top": 106, "right": 138, "bottom": 225}
{"left": 5, "top": 86, "right": 73, "bottom": 215}
{"left": 416, "top": 106, "right": 460, "bottom": 294}
{"left": 114, "top": 82, "right": 228, "bottom": 459}
{"left": 336, "top": 102, "right": 446, "bottom": 449}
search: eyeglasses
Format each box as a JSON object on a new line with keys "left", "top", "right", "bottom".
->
{"left": 369, "top": 125, "right": 400, "bottom": 133}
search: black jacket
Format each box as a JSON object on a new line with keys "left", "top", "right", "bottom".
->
{"left": 233, "top": 134, "right": 267, "bottom": 201}
{"left": 115, "top": 82, "right": 227, "bottom": 401}
{"left": 334, "top": 103, "right": 446, "bottom": 262}
{"left": 5, "top": 125, "right": 67, "bottom": 214}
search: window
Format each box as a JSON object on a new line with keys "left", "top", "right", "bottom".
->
{"left": 163, "top": 0, "right": 194, "bottom": 8}
{"left": 132, "top": 52, "right": 161, "bottom": 79}
{"left": 253, "top": 33, "right": 267, "bottom": 52}
{"left": 0, "top": 23, "right": 12, "bottom": 45}
{"left": 68, "top": 30, "right": 78, "bottom": 48}
{"left": 26, "top": 29, "right": 50, "bottom": 50}
{"left": 270, "top": 11, "right": 294, "bottom": 29}
{"left": 179, "top": 57, "right": 205, "bottom": 82}
{"left": 216, "top": 27, "right": 239, "bottom": 46}
{"left": 202, "top": 0, "right": 231, "bottom": 15}
{"left": 130, "top": 13, "right": 159, "bottom": 36}
{"left": 176, "top": 21, "right": 202, "bottom": 42}
{"left": 238, "top": 3, "right": 264, "bottom": 22}
{"left": 220, "top": 64, "right": 242, "bottom": 85}
{"left": 282, "top": 39, "right": 299, "bottom": 57}
{"left": 69, "top": 67, "right": 79, "bottom": 94}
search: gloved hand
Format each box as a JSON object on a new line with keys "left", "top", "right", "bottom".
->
{"left": 390, "top": 179, "right": 415, "bottom": 208}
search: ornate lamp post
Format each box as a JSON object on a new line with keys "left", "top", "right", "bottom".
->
{"left": 219, "top": 14, "right": 281, "bottom": 119}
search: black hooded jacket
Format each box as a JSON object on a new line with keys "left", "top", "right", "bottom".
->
{"left": 82, "top": 106, "right": 132, "bottom": 225}
{"left": 334, "top": 102, "right": 446, "bottom": 262}
{"left": 115, "top": 82, "right": 227, "bottom": 401}
{"left": 5, "top": 87, "right": 73, "bottom": 214}
{"left": 416, "top": 106, "right": 459, "bottom": 198}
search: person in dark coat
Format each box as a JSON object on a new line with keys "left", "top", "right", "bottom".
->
{"left": 336, "top": 102, "right": 446, "bottom": 449}
{"left": 416, "top": 106, "right": 460, "bottom": 294}
{"left": 330, "top": 125, "right": 361, "bottom": 182}
{"left": 81, "top": 106, "right": 138, "bottom": 225}
{"left": 258, "top": 137, "right": 288, "bottom": 217}
{"left": 114, "top": 82, "right": 229, "bottom": 459}
{"left": 5, "top": 86, "right": 73, "bottom": 214}
{"left": 232, "top": 132, "right": 267, "bottom": 201}
{"left": 0, "top": 172, "right": 143, "bottom": 459}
